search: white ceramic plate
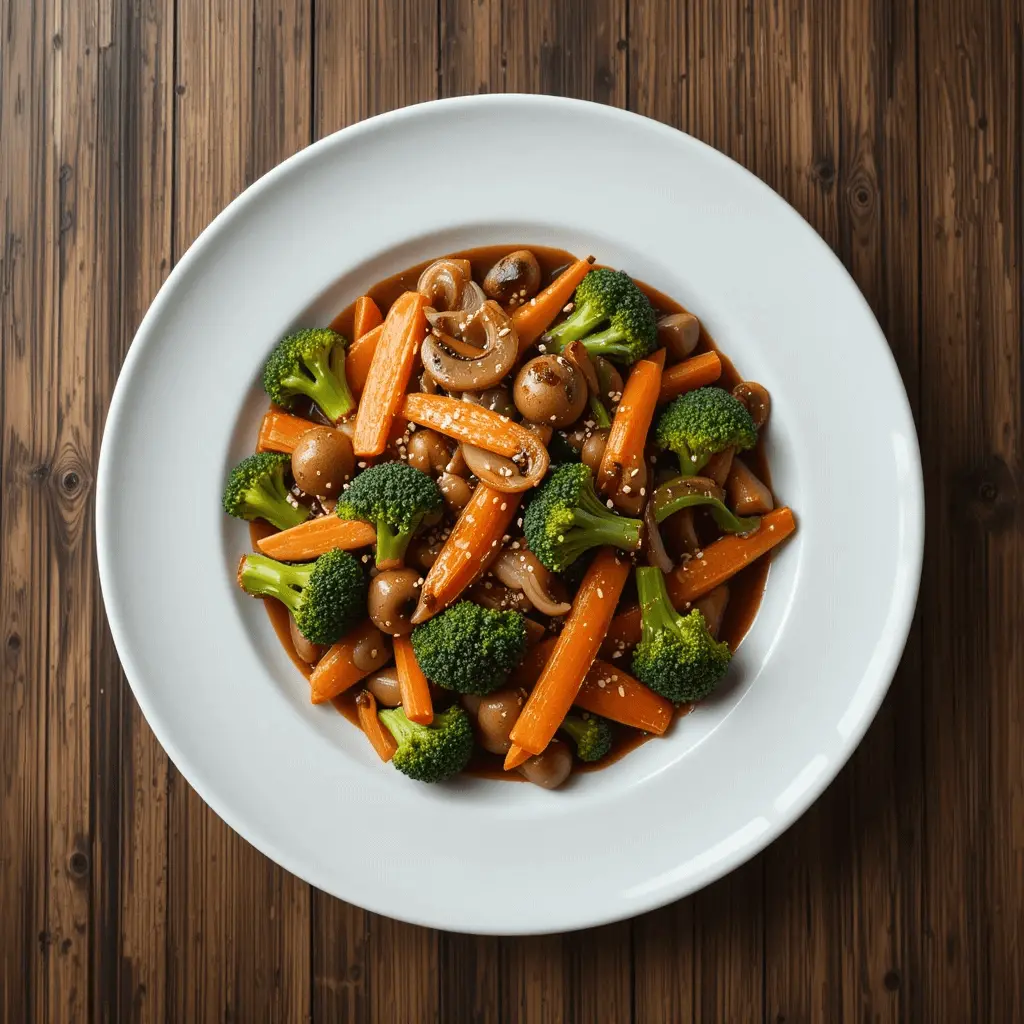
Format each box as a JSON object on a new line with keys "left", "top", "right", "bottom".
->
{"left": 97, "top": 95, "right": 923, "bottom": 935}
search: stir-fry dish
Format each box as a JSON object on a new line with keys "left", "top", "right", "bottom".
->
{"left": 224, "top": 246, "right": 796, "bottom": 789}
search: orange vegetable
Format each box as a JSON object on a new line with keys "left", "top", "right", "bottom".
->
{"left": 667, "top": 507, "right": 796, "bottom": 604}
{"left": 401, "top": 393, "right": 549, "bottom": 492}
{"left": 514, "top": 639, "right": 673, "bottom": 735}
{"left": 412, "top": 484, "right": 522, "bottom": 623}
{"left": 597, "top": 349, "right": 665, "bottom": 495}
{"left": 506, "top": 548, "right": 631, "bottom": 761}
{"left": 345, "top": 323, "right": 384, "bottom": 397}
{"left": 600, "top": 606, "right": 643, "bottom": 658}
{"left": 256, "top": 517, "right": 376, "bottom": 561}
{"left": 504, "top": 744, "right": 532, "bottom": 770}
{"left": 659, "top": 350, "right": 722, "bottom": 402}
{"left": 512, "top": 256, "right": 594, "bottom": 356}
{"left": 309, "top": 621, "right": 390, "bottom": 704}
{"left": 353, "top": 292, "right": 428, "bottom": 456}
{"left": 355, "top": 690, "right": 397, "bottom": 762}
{"left": 352, "top": 295, "right": 383, "bottom": 340}
{"left": 256, "top": 409, "right": 314, "bottom": 453}
{"left": 393, "top": 636, "right": 433, "bottom": 725}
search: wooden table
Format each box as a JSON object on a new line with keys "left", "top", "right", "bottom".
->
{"left": 2, "top": 1, "right": 1021, "bottom": 1020}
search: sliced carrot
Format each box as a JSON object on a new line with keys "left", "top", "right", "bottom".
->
{"left": 256, "top": 409, "right": 315, "bottom": 453}
{"left": 345, "top": 323, "right": 384, "bottom": 397}
{"left": 256, "top": 517, "right": 376, "bottom": 561}
{"left": 352, "top": 292, "right": 428, "bottom": 457}
{"left": 512, "top": 256, "right": 594, "bottom": 356}
{"left": 597, "top": 349, "right": 665, "bottom": 495}
{"left": 309, "top": 621, "right": 391, "bottom": 704}
{"left": 504, "top": 744, "right": 533, "bottom": 770}
{"left": 599, "top": 605, "right": 643, "bottom": 659}
{"left": 393, "top": 636, "right": 433, "bottom": 725}
{"left": 353, "top": 295, "right": 383, "bottom": 340}
{"left": 412, "top": 483, "right": 522, "bottom": 623}
{"left": 667, "top": 507, "right": 795, "bottom": 604}
{"left": 355, "top": 690, "right": 397, "bottom": 762}
{"left": 401, "top": 393, "right": 549, "bottom": 492}
{"left": 659, "top": 350, "right": 722, "bottom": 402}
{"left": 506, "top": 548, "right": 631, "bottom": 760}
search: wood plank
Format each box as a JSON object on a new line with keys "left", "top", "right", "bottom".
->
{"left": 312, "top": 4, "right": 439, "bottom": 1020}
{"left": 0, "top": 0, "right": 55, "bottom": 1019}
{"left": 167, "top": 2, "right": 311, "bottom": 1020}
{"left": 918, "top": 2, "right": 1023, "bottom": 1019}
{"left": 113, "top": 0, "right": 176, "bottom": 1019}
{"left": 500, "top": 936, "right": 565, "bottom": 1024}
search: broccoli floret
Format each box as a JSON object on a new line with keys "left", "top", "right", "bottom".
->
{"left": 379, "top": 705, "right": 474, "bottom": 783}
{"left": 631, "top": 566, "right": 731, "bottom": 703}
{"left": 236, "top": 547, "right": 365, "bottom": 645}
{"left": 654, "top": 387, "right": 757, "bottom": 477}
{"left": 523, "top": 463, "right": 642, "bottom": 572}
{"left": 411, "top": 601, "right": 526, "bottom": 696}
{"left": 336, "top": 461, "right": 442, "bottom": 568}
{"left": 545, "top": 269, "right": 657, "bottom": 365}
{"left": 560, "top": 713, "right": 613, "bottom": 762}
{"left": 262, "top": 328, "right": 354, "bottom": 422}
{"left": 222, "top": 451, "right": 310, "bottom": 531}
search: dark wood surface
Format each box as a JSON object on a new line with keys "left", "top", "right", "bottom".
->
{"left": 1, "top": 0, "right": 1021, "bottom": 1020}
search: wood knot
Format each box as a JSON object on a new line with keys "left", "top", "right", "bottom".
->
{"left": 6, "top": 632, "right": 20, "bottom": 652}
{"left": 953, "top": 455, "right": 1018, "bottom": 533}
{"left": 68, "top": 848, "right": 90, "bottom": 881}
{"left": 884, "top": 969, "right": 901, "bottom": 991}
{"left": 61, "top": 470, "right": 80, "bottom": 494}
{"left": 846, "top": 168, "right": 876, "bottom": 215}
{"left": 811, "top": 158, "right": 835, "bottom": 189}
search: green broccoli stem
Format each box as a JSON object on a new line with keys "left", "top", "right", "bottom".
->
{"left": 374, "top": 517, "right": 416, "bottom": 567}
{"left": 249, "top": 482, "right": 309, "bottom": 530}
{"left": 378, "top": 707, "right": 418, "bottom": 743}
{"left": 571, "top": 507, "right": 642, "bottom": 552}
{"left": 575, "top": 326, "right": 631, "bottom": 359}
{"left": 673, "top": 441, "right": 708, "bottom": 477}
{"left": 238, "top": 554, "right": 311, "bottom": 616}
{"left": 286, "top": 346, "right": 354, "bottom": 422}
{"left": 559, "top": 716, "right": 588, "bottom": 746}
{"left": 635, "top": 567, "right": 680, "bottom": 647}
{"left": 652, "top": 480, "right": 760, "bottom": 535}
{"left": 545, "top": 300, "right": 607, "bottom": 347}
{"left": 589, "top": 394, "right": 612, "bottom": 428}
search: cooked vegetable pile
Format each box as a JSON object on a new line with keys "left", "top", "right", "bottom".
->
{"left": 224, "top": 248, "right": 796, "bottom": 788}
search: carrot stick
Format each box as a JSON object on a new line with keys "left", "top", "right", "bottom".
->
{"left": 256, "top": 409, "right": 314, "bottom": 453}
{"left": 599, "top": 605, "right": 643, "bottom": 659}
{"left": 309, "top": 621, "right": 390, "bottom": 704}
{"left": 256, "top": 517, "right": 376, "bottom": 561}
{"left": 393, "top": 636, "right": 433, "bottom": 725}
{"left": 659, "top": 350, "right": 722, "bottom": 402}
{"left": 401, "top": 393, "right": 549, "bottom": 491}
{"left": 597, "top": 349, "right": 665, "bottom": 495}
{"left": 345, "top": 323, "right": 383, "bottom": 398}
{"left": 506, "top": 548, "right": 631, "bottom": 761}
{"left": 513, "top": 638, "right": 673, "bottom": 734}
{"left": 352, "top": 292, "right": 427, "bottom": 456}
{"left": 667, "top": 507, "right": 796, "bottom": 604}
{"left": 353, "top": 295, "right": 383, "bottom": 340}
{"left": 512, "top": 256, "right": 594, "bottom": 356}
{"left": 412, "top": 483, "right": 522, "bottom": 623}
{"left": 504, "top": 744, "right": 533, "bottom": 770}
{"left": 355, "top": 690, "right": 397, "bottom": 761}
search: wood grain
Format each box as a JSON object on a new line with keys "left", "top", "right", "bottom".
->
{"left": 2, "top": 1, "right": 1024, "bottom": 1020}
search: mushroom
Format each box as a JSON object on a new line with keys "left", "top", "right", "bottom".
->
{"left": 368, "top": 569, "right": 421, "bottom": 636}
{"left": 417, "top": 257, "right": 472, "bottom": 311}
{"left": 289, "top": 614, "right": 324, "bottom": 665}
{"left": 513, "top": 354, "right": 588, "bottom": 427}
{"left": 580, "top": 428, "right": 609, "bottom": 475}
{"left": 482, "top": 250, "right": 542, "bottom": 305}
{"left": 290, "top": 426, "right": 354, "bottom": 497}
{"left": 438, "top": 471, "right": 473, "bottom": 512}
{"left": 725, "top": 459, "right": 774, "bottom": 515}
{"left": 407, "top": 428, "right": 451, "bottom": 477}
{"left": 732, "top": 381, "right": 771, "bottom": 429}
{"left": 349, "top": 625, "right": 391, "bottom": 674}
{"left": 491, "top": 549, "right": 571, "bottom": 617}
{"left": 593, "top": 357, "right": 624, "bottom": 410}
{"left": 364, "top": 665, "right": 403, "bottom": 707}
{"left": 612, "top": 459, "right": 648, "bottom": 517}
{"left": 465, "top": 580, "right": 532, "bottom": 614}
{"left": 517, "top": 740, "right": 573, "bottom": 789}
{"left": 657, "top": 312, "right": 701, "bottom": 360}
{"left": 461, "top": 385, "right": 517, "bottom": 419}
{"left": 421, "top": 299, "right": 519, "bottom": 392}
{"left": 693, "top": 585, "right": 730, "bottom": 639}
{"left": 476, "top": 688, "right": 526, "bottom": 754}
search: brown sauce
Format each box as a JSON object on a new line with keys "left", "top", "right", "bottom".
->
{"left": 250, "top": 245, "right": 780, "bottom": 778}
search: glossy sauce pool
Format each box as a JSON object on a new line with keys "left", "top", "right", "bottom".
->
{"left": 251, "top": 244, "right": 776, "bottom": 778}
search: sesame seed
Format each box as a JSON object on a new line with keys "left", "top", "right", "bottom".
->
{"left": 597, "top": 587, "right": 604, "bottom": 598}
{"left": 606, "top": 498, "right": 614, "bottom": 508}
{"left": 618, "top": 685, "right": 626, "bottom": 697}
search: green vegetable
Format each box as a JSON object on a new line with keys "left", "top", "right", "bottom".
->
{"left": 651, "top": 476, "right": 761, "bottom": 535}
{"left": 560, "top": 713, "right": 613, "bottom": 762}
{"left": 222, "top": 451, "right": 310, "bottom": 531}
{"left": 378, "top": 705, "right": 474, "bottom": 783}
{"left": 523, "top": 463, "right": 642, "bottom": 572}
{"left": 411, "top": 601, "right": 527, "bottom": 696}
{"left": 631, "top": 566, "right": 731, "bottom": 703}
{"left": 236, "top": 547, "right": 365, "bottom": 645}
{"left": 262, "top": 327, "right": 354, "bottom": 423}
{"left": 654, "top": 386, "right": 757, "bottom": 477}
{"left": 336, "top": 461, "right": 442, "bottom": 567}
{"left": 544, "top": 268, "right": 657, "bottom": 365}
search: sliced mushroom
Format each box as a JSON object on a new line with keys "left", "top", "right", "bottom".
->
{"left": 704, "top": 446, "right": 735, "bottom": 487}
{"left": 491, "top": 550, "right": 571, "bottom": 617}
{"left": 461, "top": 385, "right": 517, "bottom": 419}
{"left": 482, "top": 250, "right": 542, "bottom": 305}
{"left": 465, "top": 580, "right": 532, "bottom": 614}
{"left": 407, "top": 428, "right": 451, "bottom": 477}
{"left": 368, "top": 569, "right": 420, "bottom": 636}
{"left": 417, "top": 257, "right": 471, "bottom": 311}
{"left": 580, "top": 428, "right": 609, "bottom": 475}
{"left": 421, "top": 300, "right": 519, "bottom": 391}
{"left": 657, "top": 312, "right": 701, "bottom": 360}
{"left": 733, "top": 381, "right": 771, "bottom": 429}
{"left": 726, "top": 459, "right": 774, "bottom": 515}
{"left": 694, "top": 585, "right": 730, "bottom": 639}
